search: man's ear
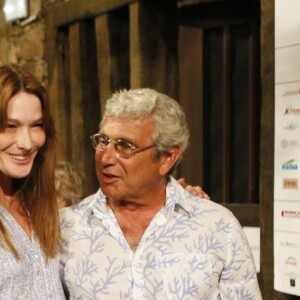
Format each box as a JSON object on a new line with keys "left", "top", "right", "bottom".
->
{"left": 159, "top": 145, "right": 182, "bottom": 176}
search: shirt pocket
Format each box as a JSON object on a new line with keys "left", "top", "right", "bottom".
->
{"left": 156, "top": 252, "right": 213, "bottom": 299}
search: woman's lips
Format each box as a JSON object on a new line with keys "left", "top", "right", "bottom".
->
{"left": 9, "top": 153, "right": 33, "bottom": 165}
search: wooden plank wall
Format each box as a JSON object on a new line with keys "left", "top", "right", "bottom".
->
{"left": 45, "top": 0, "right": 179, "bottom": 196}
{"left": 44, "top": 1, "right": 292, "bottom": 298}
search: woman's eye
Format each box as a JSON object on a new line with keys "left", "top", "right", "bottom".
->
{"left": 6, "top": 124, "right": 17, "bottom": 129}
{"left": 33, "top": 123, "right": 43, "bottom": 128}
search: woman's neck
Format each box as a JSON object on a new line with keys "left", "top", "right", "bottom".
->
{"left": 0, "top": 174, "right": 31, "bottom": 238}
{"left": 0, "top": 190, "right": 21, "bottom": 212}
{"left": 0, "top": 186, "right": 32, "bottom": 238}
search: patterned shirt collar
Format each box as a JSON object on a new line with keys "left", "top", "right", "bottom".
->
{"left": 81, "top": 176, "right": 191, "bottom": 222}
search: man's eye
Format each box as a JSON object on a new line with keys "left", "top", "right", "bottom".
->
{"left": 116, "top": 140, "right": 134, "bottom": 150}
{"left": 99, "top": 137, "right": 109, "bottom": 145}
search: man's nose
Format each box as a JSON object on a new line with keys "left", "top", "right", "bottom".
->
{"left": 16, "top": 128, "right": 33, "bottom": 150}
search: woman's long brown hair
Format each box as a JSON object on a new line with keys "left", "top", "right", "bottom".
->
{"left": 0, "top": 64, "right": 60, "bottom": 259}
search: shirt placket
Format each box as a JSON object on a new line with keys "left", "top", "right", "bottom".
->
{"left": 29, "top": 238, "right": 50, "bottom": 299}
{"left": 131, "top": 210, "right": 168, "bottom": 300}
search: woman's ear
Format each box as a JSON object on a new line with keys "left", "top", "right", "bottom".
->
{"left": 159, "top": 145, "right": 182, "bottom": 176}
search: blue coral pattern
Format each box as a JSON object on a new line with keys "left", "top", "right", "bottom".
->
{"left": 59, "top": 177, "right": 261, "bottom": 300}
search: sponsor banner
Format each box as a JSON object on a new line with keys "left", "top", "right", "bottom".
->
{"left": 275, "top": 2, "right": 300, "bottom": 294}
{"left": 274, "top": 231, "right": 300, "bottom": 295}
{"left": 274, "top": 201, "right": 300, "bottom": 232}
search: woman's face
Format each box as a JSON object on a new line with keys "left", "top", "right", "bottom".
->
{"left": 0, "top": 92, "right": 46, "bottom": 179}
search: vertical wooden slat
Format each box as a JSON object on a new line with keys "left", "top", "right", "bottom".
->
{"left": 248, "top": 21, "right": 258, "bottom": 204}
{"left": 179, "top": 26, "right": 204, "bottom": 185}
{"left": 81, "top": 21, "right": 101, "bottom": 195}
{"left": 260, "top": 0, "right": 275, "bottom": 297}
{"left": 222, "top": 26, "right": 231, "bottom": 203}
{"left": 95, "top": 8, "right": 129, "bottom": 112}
{"left": 69, "top": 22, "right": 85, "bottom": 183}
{"left": 58, "top": 29, "right": 72, "bottom": 159}
{"left": 46, "top": 18, "right": 69, "bottom": 160}
{"left": 129, "top": 2, "right": 178, "bottom": 97}
{"left": 129, "top": 3, "right": 142, "bottom": 87}
{"left": 69, "top": 21, "right": 100, "bottom": 196}
{"left": 95, "top": 15, "right": 113, "bottom": 112}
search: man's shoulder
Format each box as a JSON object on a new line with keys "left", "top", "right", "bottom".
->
{"left": 187, "top": 192, "right": 235, "bottom": 219}
{"left": 170, "top": 178, "right": 236, "bottom": 221}
{"left": 171, "top": 180, "right": 232, "bottom": 216}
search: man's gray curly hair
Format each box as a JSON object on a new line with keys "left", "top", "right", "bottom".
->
{"left": 100, "top": 88, "right": 189, "bottom": 175}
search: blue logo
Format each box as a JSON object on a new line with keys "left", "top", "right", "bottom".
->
{"left": 282, "top": 159, "right": 298, "bottom": 170}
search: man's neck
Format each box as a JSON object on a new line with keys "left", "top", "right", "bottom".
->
{"left": 108, "top": 198, "right": 164, "bottom": 212}
{"left": 107, "top": 182, "right": 166, "bottom": 212}
{"left": 107, "top": 190, "right": 166, "bottom": 252}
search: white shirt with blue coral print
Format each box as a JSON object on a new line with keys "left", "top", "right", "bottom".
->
{"left": 59, "top": 177, "right": 262, "bottom": 300}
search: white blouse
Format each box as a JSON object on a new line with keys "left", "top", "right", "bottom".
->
{"left": 0, "top": 207, "right": 65, "bottom": 300}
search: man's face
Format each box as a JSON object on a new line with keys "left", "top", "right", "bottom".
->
{"left": 95, "top": 117, "right": 167, "bottom": 202}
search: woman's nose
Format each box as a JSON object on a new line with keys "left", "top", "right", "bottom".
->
{"left": 15, "top": 128, "right": 33, "bottom": 150}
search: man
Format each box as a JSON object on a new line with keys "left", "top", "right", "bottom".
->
{"left": 60, "top": 88, "right": 261, "bottom": 299}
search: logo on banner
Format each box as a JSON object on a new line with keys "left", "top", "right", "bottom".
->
{"left": 290, "top": 278, "right": 296, "bottom": 287}
{"left": 283, "top": 122, "right": 300, "bottom": 130}
{"left": 285, "top": 256, "right": 299, "bottom": 268}
{"left": 282, "top": 89, "right": 300, "bottom": 97}
{"left": 283, "top": 107, "right": 300, "bottom": 115}
{"left": 280, "top": 241, "right": 300, "bottom": 249}
{"left": 283, "top": 178, "right": 298, "bottom": 189}
{"left": 284, "top": 257, "right": 299, "bottom": 287}
{"left": 285, "top": 272, "right": 297, "bottom": 288}
{"left": 281, "top": 210, "right": 300, "bottom": 218}
{"left": 282, "top": 160, "right": 298, "bottom": 170}
{"left": 281, "top": 139, "right": 300, "bottom": 149}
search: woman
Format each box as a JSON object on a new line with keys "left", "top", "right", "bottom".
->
{"left": 0, "top": 64, "right": 65, "bottom": 299}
